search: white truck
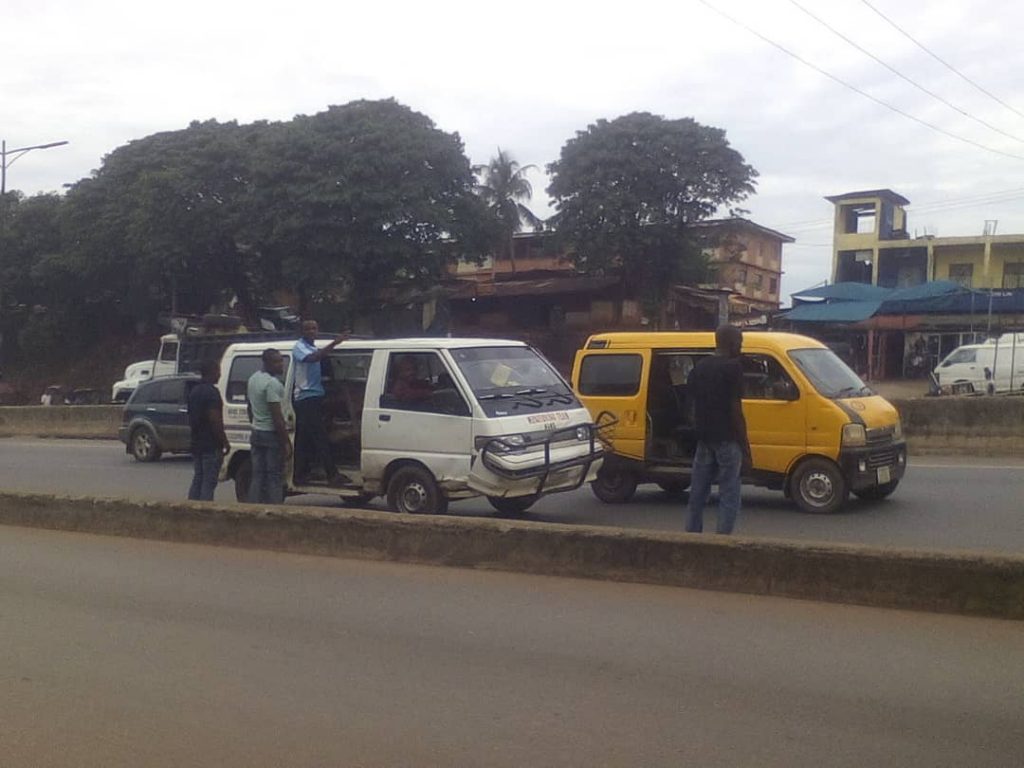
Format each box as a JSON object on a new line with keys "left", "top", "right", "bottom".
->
{"left": 932, "top": 332, "right": 1024, "bottom": 395}
{"left": 216, "top": 337, "right": 604, "bottom": 514}
{"left": 112, "top": 331, "right": 298, "bottom": 402}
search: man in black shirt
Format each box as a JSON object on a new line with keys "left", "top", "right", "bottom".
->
{"left": 187, "top": 359, "right": 229, "bottom": 501}
{"left": 685, "top": 325, "right": 751, "bottom": 534}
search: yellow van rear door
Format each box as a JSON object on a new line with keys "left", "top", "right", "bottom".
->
{"left": 740, "top": 352, "right": 807, "bottom": 475}
{"left": 573, "top": 349, "right": 651, "bottom": 461}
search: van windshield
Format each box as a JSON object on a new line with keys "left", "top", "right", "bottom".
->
{"left": 449, "top": 346, "right": 578, "bottom": 416}
{"left": 788, "top": 348, "right": 872, "bottom": 399}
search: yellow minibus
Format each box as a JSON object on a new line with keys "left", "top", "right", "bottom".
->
{"left": 571, "top": 331, "right": 906, "bottom": 513}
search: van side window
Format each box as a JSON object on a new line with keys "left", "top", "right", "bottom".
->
{"left": 941, "top": 348, "right": 977, "bottom": 366}
{"left": 741, "top": 354, "right": 799, "bottom": 401}
{"left": 323, "top": 352, "right": 373, "bottom": 423}
{"left": 226, "top": 355, "right": 291, "bottom": 404}
{"left": 381, "top": 352, "right": 470, "bottom": 416}
{"left": 578, "top": 354, "right": 643, "bottom": 396}
{"left": 143, "top": 379, "right": 186, "bottom": 405}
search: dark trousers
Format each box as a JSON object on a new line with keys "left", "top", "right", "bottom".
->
{"left": 293, "top": 396, "right": 336, "bottom": 481}
{"left": 188, "top": 450, "right": 223, "bottom": 501}
{"left": 249, "top": 430, "right": 284, "bottom": 505}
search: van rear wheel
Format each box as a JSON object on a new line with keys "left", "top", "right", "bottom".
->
{"left": 387, "top": 465, "right": 448, "bottom": 515}
{"left": 791, "top": 458, "right": 847, "bottom": 514}
{"left": 591, "top": 466, "right": 638, "bottom": 504}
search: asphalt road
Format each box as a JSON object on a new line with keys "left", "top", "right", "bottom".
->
{"left": 2, "top": 524, "right": 1022, "bottom": 767}
{"left": 2, "top": 437, "right": 1022, "bottom": 554}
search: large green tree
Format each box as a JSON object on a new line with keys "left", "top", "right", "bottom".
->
{"left": 547, "top": 112, "right": 757, "bottom": 316}
{"left": 475, "top": 148, "right": 542, "bottom": 274}
{"left": 60, "top": 119, "right": 269, "bottom": 326}
{"left": 254, "top": 99, "right": 491, "bottom": 319}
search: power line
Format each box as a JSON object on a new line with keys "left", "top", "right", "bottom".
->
{"left": 787, "top": 0, "right": 1024, "bottom": 145}
{"left": 859, "top": 0, "right": 1024, "bottom": 122}
{"left": 694, "top": 0, "right": 1024, "bottom": 162}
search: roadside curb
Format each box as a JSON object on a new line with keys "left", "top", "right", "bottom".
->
{"left": 1, "top": 492, "right": 1021, "bottom": 620}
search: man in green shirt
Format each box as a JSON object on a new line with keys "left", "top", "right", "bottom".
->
{"left": 246, "top": 348, "right": 292, "bottom": 504}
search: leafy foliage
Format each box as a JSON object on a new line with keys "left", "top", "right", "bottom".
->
{"left": 475, "top": 148, "right": 543, "bottom": 272}
{"left": 547, "top": 112, "right": 757, "bottom": 312}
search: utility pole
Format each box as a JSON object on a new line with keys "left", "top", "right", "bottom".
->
{"left": 0, "top": 139, "right": 69, "bottom": 231}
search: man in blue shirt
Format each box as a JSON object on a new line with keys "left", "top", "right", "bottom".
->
{"left": 292, "top": 320, "right": 347, "bottom": 485}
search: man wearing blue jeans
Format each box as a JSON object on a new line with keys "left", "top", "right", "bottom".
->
{"left": 247, "top": 349, "right": 292, "bottom": 504}
{"left": 187, "top": 359, "right": 229, "bottom": 501}
{"left": 686, "top": 325, "right": 752, "bottom": 535}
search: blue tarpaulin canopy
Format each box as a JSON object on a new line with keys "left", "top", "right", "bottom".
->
{"left": 779, "top": 281, "right": 1016, "bottom": 323}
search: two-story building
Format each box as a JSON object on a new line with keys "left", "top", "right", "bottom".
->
{"left": 829, "top": 188, "right": 1024, "bottom": 289}
{"left": 778, "top": 189, "right": 1024, "bottom": 380}
{"left": 435, "top": 219, "right": 793, "bottom": 369}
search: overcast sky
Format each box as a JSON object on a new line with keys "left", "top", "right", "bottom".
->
{"left": 6, "top": 0, "right": 1024, "bottom": 303}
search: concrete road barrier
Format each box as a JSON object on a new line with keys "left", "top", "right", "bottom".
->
{"left": 0, "top": 406, "right": 122, "bottom": 439}
{"left": 4, "top": 401, "right": 1024, "bottom": 458}
{"left": 892, "top": 396, "right": 1024, "bottom": 455}
{"left": 0, "top": 491, "right": 1021, "bottom": 620}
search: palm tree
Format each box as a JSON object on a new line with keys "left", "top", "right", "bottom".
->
{"left": 475, "top": 148, "right": 543, "bottom": 275}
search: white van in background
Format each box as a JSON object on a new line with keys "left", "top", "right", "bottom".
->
{"left": 216, "top": 337, "right": 603, "bottom": 515}
{"left": 933, "top": 333, "right": 1024, "bottom": 394}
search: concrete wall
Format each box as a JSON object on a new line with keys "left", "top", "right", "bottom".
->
{"left": 2, "top": 401, "right": 1023, "bottom": 455}
{"left": 892, "top": 396, "right": 1024, "bottom": 454}
{"left": 1, "top": 492, "right": 1021, "bottom": 619}
{"left": 0, "top": 406, "right": 123, "bottom": 439}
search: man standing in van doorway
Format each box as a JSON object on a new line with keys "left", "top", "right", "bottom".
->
{"left": 292, "top": 320, "right": 348, "bottom": 486}
{"left": 685, "top": 325, "right": 752, "bottom": 535}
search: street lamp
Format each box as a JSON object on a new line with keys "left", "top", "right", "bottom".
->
{"left": 1, "top": 139, "right": 69, "bottom": 196}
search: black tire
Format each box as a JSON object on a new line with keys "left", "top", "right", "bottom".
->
{"left": 790, "top": 457, "right": 848, "bottom": 514}
{"left": 129, "top": 426, "right": 161, "bottom": 462}
{"left": 386, "top": 465, "right": 448, "bottom": 515}
{"left": 487, "top": 494, "right": 539, "bottom": 515}
{"left": 853, "top": 479, "right": 900, "bottom": 501}
{"left": 591, "top": 465, "right": 638, "bottom": 504}
{"left": 657, "top": 480, "right": 690, "bottom": 497}
{"left": 234, "top": 457, "right": 252, "bottom": 503}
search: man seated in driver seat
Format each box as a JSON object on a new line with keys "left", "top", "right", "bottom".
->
{"left": 390, "top": 356, "right": 434, "bottom": 403}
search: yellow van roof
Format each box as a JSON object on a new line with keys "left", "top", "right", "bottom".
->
{"left": 583, "top": 331, "right": 828, "bottom": 353}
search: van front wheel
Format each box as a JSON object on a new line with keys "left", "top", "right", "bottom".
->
{"left": 488, "top": 494, "right": 539, "bottom": 516}
{"left": 853, "top": 479, "right": 900, "bottom": 501}
{"left": 591, "top": 466, "right": 638, "bottom": 504}
{"left": 387, "top": 466, "right": 448, "bottom": 515}
{"left": 791, "top": 458, "right": 847, "bottom": 514}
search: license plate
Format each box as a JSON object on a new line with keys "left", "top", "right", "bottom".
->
{"left": 877, "top": 466, "right": 891, "bottom": 484}
{"left": 527, "top": 411, "right": 570, "bottom": 426}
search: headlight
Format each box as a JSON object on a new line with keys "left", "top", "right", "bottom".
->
{"left": 476, "top": 434, "right": 527, "bottom": 453}
{"left": 892, "top": 420, "right": 903, "bottom": 440}
{"left": 575, "top": 426, "right": 590, "bottom": 441}
{"left": 842, "top": 423, "right": 866, "bottom": 447}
